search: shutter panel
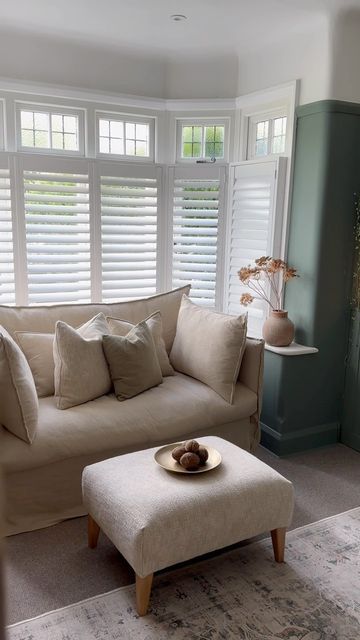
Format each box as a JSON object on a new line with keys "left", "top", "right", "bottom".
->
{"left": 171, "top": 165, "right": 224, "bottom": 307}
{"left": 226, "top": 158, "right": 286, "bottom": 335}
{"left": 100, "top": 164, "right": 159, "bottom": 301}
{"left": 23, "top": 167, "right": 91, "bottom": 304}
{"left": 0, "top": 158, "right": 15, "bottom": 305}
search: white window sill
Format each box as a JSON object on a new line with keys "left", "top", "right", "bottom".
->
{"left": 264, "top": 342, "right": 318, "bottom": 356}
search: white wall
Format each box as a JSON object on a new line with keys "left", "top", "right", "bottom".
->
{"left": 330, "top": 8, "right": 360, "bottom": 103}
{"left": 0, "top": 28, "right": 167, "bottom": 98}
{"left": 237, "top": 21, "right": 331, "bottom": 105}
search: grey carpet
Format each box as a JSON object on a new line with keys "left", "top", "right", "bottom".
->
{"left": 4, "top": 443, "right": 360, "bottom": 625}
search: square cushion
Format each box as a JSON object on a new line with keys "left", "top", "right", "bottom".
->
{"left": 54, "top": 317, "right": 111, "bottom": 409}
{"left": 170, "top": 296, "right": 247, "bottom": 403}
{"left": 15, "top": 313, "right": 109, "bottom": 398}
{"left": 103, "top": 322, "right": 163, "bottom": 400}
{"left": 0, "top": 325, "right": 38, "bottom": 443}
{"left": 106, "top": 311, "right": 174, "bottom": 377}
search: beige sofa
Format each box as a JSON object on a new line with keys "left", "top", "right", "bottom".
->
{"left": 0, "top": 286, "right": 264, "bottom": 536}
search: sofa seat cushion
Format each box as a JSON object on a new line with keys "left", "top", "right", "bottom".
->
{"left": 0, "top": 373, "right": 257, "bottom": 473}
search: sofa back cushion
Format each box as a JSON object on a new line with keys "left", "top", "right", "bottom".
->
{"left": 0, "top": 325, "right": 38, "bottom": 443}
{"left": 170, "top": 296, "right": 247, "bottom": 404}
{"left": 0, "top": 285, "right": 190, "bottom": 354}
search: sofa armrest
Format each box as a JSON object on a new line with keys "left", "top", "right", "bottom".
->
{"left": 238, "top": 337, "right": 264, "bottom": 411}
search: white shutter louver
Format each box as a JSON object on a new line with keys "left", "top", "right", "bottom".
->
{"left": 100, "top": 166, "right": 158, "bottom": 301}
{"left": 227, "top": 158, "right": 286, "bottom": 335}
{"left": 0, "top": 161, "right": 15, "bottom": 305}
{"left": 23, "top": 168, "right": 91, "bottom": 304}
{"left": 172, "top": 166, "right": 223, "bottom": 307}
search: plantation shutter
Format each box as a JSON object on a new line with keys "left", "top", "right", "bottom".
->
{"left": 22, "top": 157, "right": 91, "bottom": 304}
{"left": 0, "top": 155, "right": 15, "bottom": 305}
{"left": 170, "top": 165, "right": 225, "bottom": 307}
{"left": 100, "top": 163, "right": 160, "bottom": 301}
{"left": 226, "top": 158, "right": 286, "bottom": 335}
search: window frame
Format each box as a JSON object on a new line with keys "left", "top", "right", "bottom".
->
{"left": 15, "top": 102, "right": 85, "bottom": 156}
{"left": 247, "top": 108, "right": 289, "bottom": 160}
{"left": 95, "top": 111, "right": 155, "bottom": 163}
{"left": 0, "top": 100, "right": 5, "bottom": 150}
{"left": 176, "top": 118, "right": 230, "bottom": 164}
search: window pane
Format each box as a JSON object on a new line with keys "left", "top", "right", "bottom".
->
{"left": 272, "top": 135, "right": 285, "bottom": 154}
{"left": 34, "top": 112, "right": 49, "bottom": 130}
{"left": 34, "top": 130, "right": 50, "bottom": 147}
{"left": 126, "top": 122, "right": 135, "bottom": 138}
{"left": 205, "top": 142, "right": 215, "bottom": 157}
{"left": 183, "top": 142, "right": 193, "bottom": 157}
{"left": 64, "top": 133, "right": 77, "bottom": 150}
{"left": 21, "top": 111, "right": 34, "bottom": 128}
{"left": 214, "top": 126, "right": 224, "bottom": 142}
{"left": 52, "top": 132, "right": 64, "bottom": 149}
{"left": 110, "top": 138, "right": 124, "bottom": 154}
{"left": 126, "top": 139, "right": 135, "bottom": 155}
{"left": 51, "top": 114, "right": 63, "bottom": 132}
{"left": 64, "top": 116, "right": 77, "bottom": 133}
{"left": 192, "top": 142, "right": 202, "bottom": 157}
{"left": 135, "top": 124, "right": 148, "bottom": 140}
{"left": 110, "top": 120, "right": 123, "bottom": 138}
{"left": 99, "top": 137, "right": 110, "bottom": 153}
{"left": 182, "top": 126, "right": 193, "bottom": 143}
{"left": 214, "top": 142, "right": 224, "bottom": 157}
{"left": 99, "top": 119, "right": 109, "bottom": 136}
{"left": 21, "top": 129, "right": 34, "bottom": 147}
{"left": 136, "top": 141, "right": 147, "bottom": 156}
{"left": 274, "top": 116, "right": 287, "bottom": 136}
{"left": 255, "top": 139, "right": 268, "bottom": 156}
{"left": 205, "top": 126, "right": 215, "bottom": 142}
{"left": 256, "top": 120, "right": 269, "bottom": 141}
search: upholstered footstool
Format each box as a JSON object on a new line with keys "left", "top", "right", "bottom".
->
{"left": 82, "top": 436, "right": 294, "bottom": 616}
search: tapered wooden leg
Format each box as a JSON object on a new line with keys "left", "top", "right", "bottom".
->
{"left": 88, "top": 514, "right": 100, "bottom": 549}
{"left": 271, "top": 527, "right": 286, "bottom": 562}
{"left": 136, "top": 573, "right": 153, "bottom": 616}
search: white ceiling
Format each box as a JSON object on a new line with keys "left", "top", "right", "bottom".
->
{"left": 1, "top": 0, "right": 359, "bottom": 59}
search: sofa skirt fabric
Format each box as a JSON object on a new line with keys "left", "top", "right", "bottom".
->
{"left": 4, "top": 417, "right": 259, "bottom": 535}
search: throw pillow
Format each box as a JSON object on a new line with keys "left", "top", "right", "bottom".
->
{"left": 170, "top": 296, "right": 248, "bottom": 403}
{"left": 106, "top": 311, "right": 174, "bottom": 377}
{"left": 15, "top": 313, "right": 109, "bottom": 398}
{"left": 103, "top": 322, "right": 163, "bottom": 401}
{"left": 53, "top": 320, "right": 111, "bottom": 409}
{"left": 0, "top": 325, "right": 38, "bottom": 443}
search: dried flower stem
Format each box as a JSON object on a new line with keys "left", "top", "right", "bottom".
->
{"left": 238, "top": 256, "right": 298, "bottom": 310}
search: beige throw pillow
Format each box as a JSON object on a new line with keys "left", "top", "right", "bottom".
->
{"left": 0, "top": 325, "right": 38, "bottom": 443}
{"left": 106, "top": 311, "right": 174, "bottom": 377}
{"left": 103, "top": 322, "right": 163, "bottom": 401}
{"left": 170, "top": 296, "right": 248, "bottom": 403}
{"left": 53, "top": 319, "right": 111, "bottom": 409}
{"left": 15, "top": 313, "right": 109, "bottom": 398}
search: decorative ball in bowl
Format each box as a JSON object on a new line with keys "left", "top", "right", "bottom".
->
{"left": 172, "top": 440, "right": 209, "bottom": 471}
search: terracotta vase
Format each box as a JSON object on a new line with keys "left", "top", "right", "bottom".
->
{"left": 262, "top": 310, "right": 294, "bottom": 347}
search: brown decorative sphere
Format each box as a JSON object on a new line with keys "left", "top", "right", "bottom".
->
{"left": 172, "top": 445, "right": 187, "bottom": 462}
{"left": 180, "top": 452, "right": 200, "bottom": 471}
{"left": 184, "top": 439, "right": 200, "bottom": 453}
{"left": 198, "top": 445, "right": 209, "bottom": 465}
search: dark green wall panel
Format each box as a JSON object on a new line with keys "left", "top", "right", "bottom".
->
{"left": 261, "top": 100, "right": 360, "bottom": 455}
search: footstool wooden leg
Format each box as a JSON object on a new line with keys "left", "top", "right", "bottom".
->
{"left": 88, "top": 514, "right": 100, "bottom": 549}
{"left": 271, "top": 527, "right": 286, "bottom": 562}
{"left": 136, "top": 573, "right": 153, "bottom": 616}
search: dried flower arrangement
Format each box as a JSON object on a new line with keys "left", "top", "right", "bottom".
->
{"left": 238, "top": 256, "right": 298, "bottom": 311}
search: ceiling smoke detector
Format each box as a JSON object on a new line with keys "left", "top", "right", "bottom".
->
{"left": 170, "top": 14, "right": 187, "bottom": 22}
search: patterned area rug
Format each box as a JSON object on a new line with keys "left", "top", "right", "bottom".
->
{"left": 7, "top": 508, "right": 360, "bottom": 640}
